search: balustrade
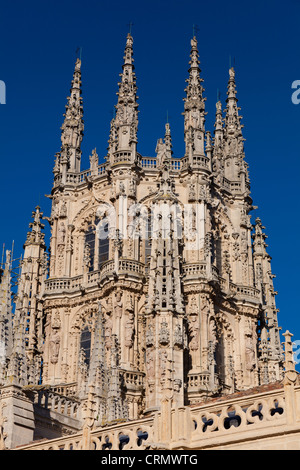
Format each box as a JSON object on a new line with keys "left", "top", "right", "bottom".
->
{"left": 18, "top": 384, "right": 298, "bottom": 450}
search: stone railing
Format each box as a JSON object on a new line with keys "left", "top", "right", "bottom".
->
{"left": 141, "top": 157, "right": 182, "bottom": 171}
{"left": 50, "top": 383, "right": 78, "bottom": 397}
{"left": 123, "top": 371, "right": 145, "bottom": 391}
{"left": 180, "top": 155, "right": 210, "bottom": 171}
{"left": 188, "top": 388, "right": 286, "bottom": 448}
{"left": 53, "top": 164, "right": 106, "bottom": 187}
{"left": 226, "top": 282, "right": 260, "bottom": 300}
{"left": 187, "top": 372, "right": 211, "bottom": 391}
{"left": 182, "top": 262, "right": 218, "bottom": 281}
{"left": 16, "top": 416, "right": 154, "bottom": 450}
{"left": 182, "top": 262, "right": 207, "bottom": 277}
{"left": 44, "top": 276, "right": 83, "bottom": 293}
{"left": 44, "top": 259, "right": 145, "bottom": 295}
{"left": 15, "top": 378, "right": 300, "bottom": 450}
{"left": 33, "top": 388, "right": 81, "bottom": 421}
{"left": 112, "top": 151, "right": 133, "bottom": 165}
{"left": 45, "top": 262, "right": 261, "bottom": 300}
{"left": 118, "top": 259, "right": 145, "bottom": 276}
{"left": 217, "top": 277, "right": 260, "bottom": 301}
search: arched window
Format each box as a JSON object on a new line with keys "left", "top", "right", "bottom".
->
{"left": 144, "top": 211, "right": 152, "bottom": 266}
{"left": 84, "top": 218, "right": 110, "bottom": 272}
{"left": 80, "top": 326, "right": 91, "bottom": 367}
{"left": 96, "top": 220, "right": 109, "bottom": 269}
{"left": 85, "top": 225, "right": 95, "bottom": 272}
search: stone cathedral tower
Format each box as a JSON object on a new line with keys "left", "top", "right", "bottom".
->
{"left": 0, "top": 33, "right": 285, "bottom": 448}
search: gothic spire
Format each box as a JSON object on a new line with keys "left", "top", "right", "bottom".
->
{"left": 214, "top": 100, "right": 224, "bottom": 148}
{"left": 59, "top": 58, "right": 84, "bottom": 173}
{"left": 223, "top": 67, "right": 251, "bottom": 194}
{"left": 0, "top": 250, "right": 13, "bottom": 384}
{"left": 211, "top": 100, "right": 225, "bottom": 184}
{"left": 88, "top": 303, "right": 107, "bottom": 392}
{"left": 252, "top": 218, "right": 283, "bottom": 372}
{"left": 108, "top": 33, "right": 139, "bottom": 165}
{"left": 14, "top": 206, "right": 47, "bottom": 381}
{"left": 224, "top": 67, "right": 243, "bottom": 140}
{"left": 24, "top": 206, "right": 46, "bottom": 248}
{"left": 183, "top": 36, "right": 206, "bottom": 165}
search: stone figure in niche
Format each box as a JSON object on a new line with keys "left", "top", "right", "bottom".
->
{"left": 174, "top": 379, "right": 182, "bottom": 393}
{"left": 209, "top": 317, "right": 217, "bottom": 342}
{"left": 57, "top": 222, "right": 66, "bottom": 245}
{"left": 119, "top": 182, "right": 126, "bottom": 196}
{"left": 188, "top": 183, "right": 196, "bottom": 201}
{"left": 158, "top": 350, "right": 168, "bottom": 380}
{"left": 188, "top": 295, "right": 199, "bottom": 315}
{"left": 51, "top": 310, "right": 61, "bottom": 329}
{"left": 125, "top": 293, "right": 134, "bottom": 313}
{"left": 128, "top": 179, "right": 135, "bottom": 197}
{"left": 72, "top": 128, "right": 80, "bottom": 148}
{"left": 49, "top": 329, "right": 60, "bottom": 364}
{"left": 104, "top": 312, "right": 113, "bottom": 350}
{"left": 146, "top": 349, "right": 155, "bottom": 380}
{"left": 191, "top": 110, "right": 199, "bottom": 128}
{"left": 125, "top": 311, "right": 135, "bottom": 348}
{"left": 60, "top": 201, "right": 67, "bottom": 218}
{"left": 245, "top": 335, "right": 256, "bottom": 371}
{"left": 189, "top": 314, "right": 200, "bottom": 351}
{"left": 174, "top": 323, "right": 183, "bottom": 347}
{"left": 115, "top": 291, "right": 123, "bottom": 319}
{"left": 159, "top": 321, "right": 169, "bottom": 345}
{"left": 146, "top": 322, "right": 154, "bottom": 347}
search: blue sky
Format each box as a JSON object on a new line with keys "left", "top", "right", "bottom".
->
{"left": 0, "top": 0, "right": 299, "bottom": 355}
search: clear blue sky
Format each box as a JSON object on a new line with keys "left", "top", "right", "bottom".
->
{"left": 0, "top": 0, "right": 299, "bottom": 355}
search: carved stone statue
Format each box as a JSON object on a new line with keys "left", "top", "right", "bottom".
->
{"left": 189, "top": 315, "right": 200, "bottom": 351}
{"left": 104, "top": 314, "right": 113, "bottom": 350}
{"left": 125, "top": 312, "right": 135, "bottom": 348}
{"left": 49, "top": 329, "right": 60, "bottom": 364}
{"left": 57, "top": 222, "right": 66, "bottom": 244}
{"left": 245, "top": 336, "right": 256, "bottom": 371}
{"left": 146, "top": 349, "right": 155, "bottom": 380}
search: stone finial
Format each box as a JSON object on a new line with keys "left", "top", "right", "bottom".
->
{"left": 283, "top": 330, "right": 298, "bottom": 384}
{"left": 59, "top": 57, "right": 84, "bottom": 174}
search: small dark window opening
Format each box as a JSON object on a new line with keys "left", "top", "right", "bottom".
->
{"left": 80, "top": 327, "right": 91, "bottom": 367}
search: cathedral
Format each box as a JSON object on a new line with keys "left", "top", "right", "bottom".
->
{"left": 0, "top": 33, "right": 297, "bottom": 451}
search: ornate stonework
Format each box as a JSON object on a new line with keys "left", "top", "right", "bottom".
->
{"left": 0, "top": 33, "right": 288, "bottom": 449}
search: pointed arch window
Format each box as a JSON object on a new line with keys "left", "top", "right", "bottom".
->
{"left": 85, "top": 225, "right": 95, "bottom": 272}
{"left": 96, "top": 219, "right": 110, "bottom": 269}
{"left": 84, "top": 217, "right": 110, "bottom": 272}
{"left": 145, "top": 211, "right": 152, "bottom": 266}
{"left": 80, "top": 326, "right": 91, "bottom": 367}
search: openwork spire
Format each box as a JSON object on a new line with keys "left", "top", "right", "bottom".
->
{"left": 183, "top": 36, "right": 206, "bottom": 163}
{"left": 253, "top": 218, "right": 282, "bottom": 373}
{"left": 0, "top": 250, "right": 13, "bottom": 384}
{"left": 24, "top": 206, "right": 46, "bottom": 248}
{"left": 224, "top": 67, "right": 243, "bottom": 139}
{"left": 59, "top": 58, "right": 84, "bottom": 173}
{"left": 214, "top": 100, "right": 224, "bottom": 148}
{"left": 222, "top": 67, "right": 250, "bottom": 191}
{"left": 108, "top": 34, "right": 139, "bottom": 164}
